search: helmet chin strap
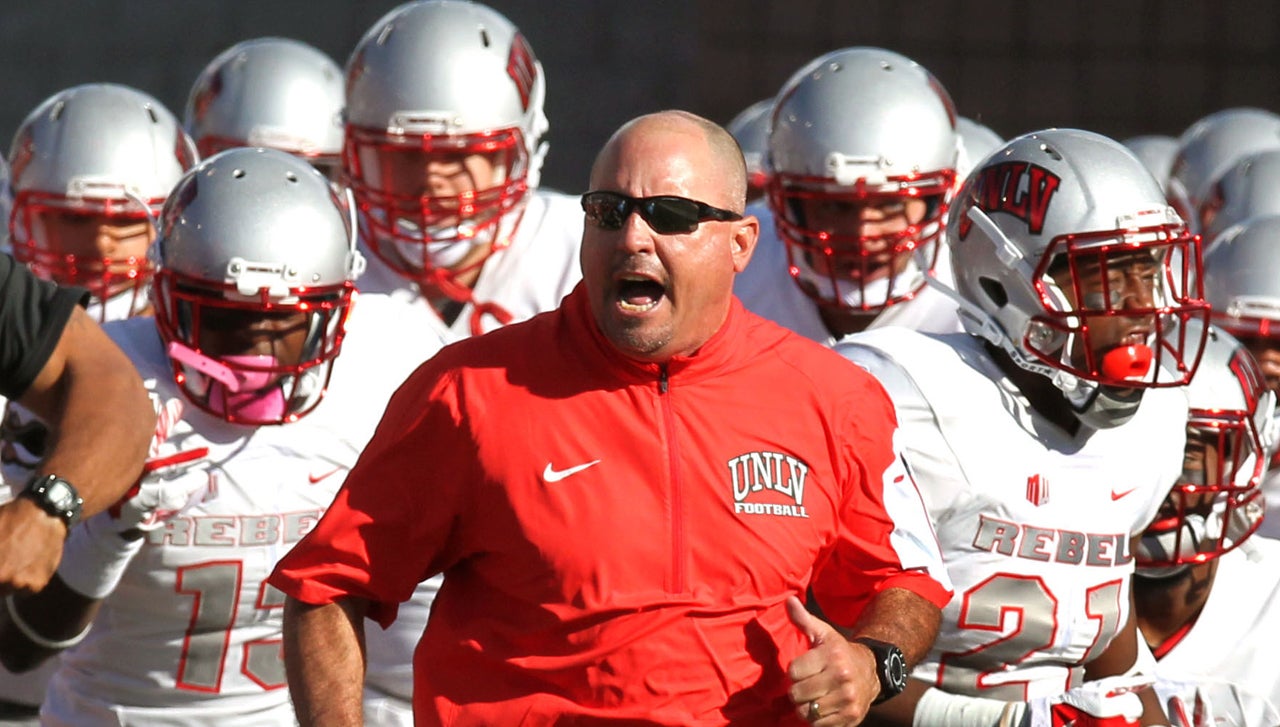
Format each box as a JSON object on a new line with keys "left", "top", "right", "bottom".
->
{"left": 1065, "top": 382, "right": 1144, "bottom": 430}
{"left": 1059, "top": 346, "right": 1152, "bottom": 429}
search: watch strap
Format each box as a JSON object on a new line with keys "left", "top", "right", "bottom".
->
{"left": 851, "top": 636, "right": 907, "bottom": 704}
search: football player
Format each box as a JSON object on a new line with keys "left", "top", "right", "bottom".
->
{"left": 184, "top": 37, "right": 344, "bottom": 181}
{"left": 0, "top": 148, "right": 447, "bottom": 724}
{"left": 1197, "top": 149, "right": 1280, "bottom": 250}
{"left": 342, "top": 0, "right": 583, "bottom": 338}
{"left": 341, "top": 4, "right": 590, "bottom": 721}
{"left": 1132, "top": 321, "right": 1280, "bottom": 726}
{"left": 734, "top": 47, "right": 964, "bottom": 345}
{"left": 1201, "top": 214, "right": 1280, "bottom": 539}
{"left": 1166, "top": 107, "right": 1280, "bottom": 236}
{"left": 0, "top": 83, "right": 197, "bottom": 721}
{"left": 839, "top": 129, "right": 1210, "bottom": 725}
{"left": 7, "top": 83, "right": 197, "bottom": 322}
{"left": 956, "top": 116, "right": 1004, "bottom": 177}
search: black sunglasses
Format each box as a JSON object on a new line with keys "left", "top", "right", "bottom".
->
{"left": 581, "top": 190, "right": 743, "bottom": 235}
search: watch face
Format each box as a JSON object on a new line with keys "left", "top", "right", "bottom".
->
{"left": 27, "top": 475, "right": 82, "bottom": 527}
{"left": 46, "top": 480, "right": 75, "bottom": 507}
{"left": 886, "top": 649, "right": 907, "bottom": 690}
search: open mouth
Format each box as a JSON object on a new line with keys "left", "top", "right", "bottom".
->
{"left": 616, "top": 274, "right": 667, "bottom": 313}
{"left": 1119, "top": 328, "right": 1152, "bottom": 347}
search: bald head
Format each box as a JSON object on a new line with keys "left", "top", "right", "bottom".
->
{"left": 579, "top": 109, "right": 759, "bottom": 363}
{"left": 590, "top": 110, "right": 749, "bottom": 213}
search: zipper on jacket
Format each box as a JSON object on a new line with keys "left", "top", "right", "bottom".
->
{"left": 658, "top": 364, "right": 685, "bottom": 592}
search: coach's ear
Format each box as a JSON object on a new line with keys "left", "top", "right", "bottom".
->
{"left": 730, "top": 214, "right": 759, "bottom": 273}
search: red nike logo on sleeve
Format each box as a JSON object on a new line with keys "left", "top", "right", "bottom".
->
{"left": 1110, "top": 487, "right": 1138, "bottom": 500}
{"left": 309, "top": 467, "right": 344, "bottom": 484}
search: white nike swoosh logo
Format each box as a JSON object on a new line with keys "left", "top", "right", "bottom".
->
{"left": 543, "top": 460, "right": 601, "bottom": 483}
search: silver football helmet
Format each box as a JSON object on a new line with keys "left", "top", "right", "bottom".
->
{"left": 942, "top": 128, "right": 1210, "bottom": 427}
{"left": 1167, "top": 108, "right": 1280, "bottom": 235}
{"left": 1202, "top": 213, "right": 1280, "bottom": 349}
{"left": 956, "top": 116, "right": 1003, "bottom": 177}
{"left": 1136, "top": 320, "right": 1272, "bottom": 577}
{"left": 151, "top": 147, "right": 365, "bottom": 426}
{"left": 8, "top": 83, "right": 198, "bottom": 320}
{"left": 767, "top": 47, "right": 959, "bottom": 315}
{"left": 1121, "top": 135, "right": 1178, "bottom": 195}
{"left": 185, "top": 37, "right": 344, "bottom": 177}
{"left": 1198, "top": 149, "right": 1280, "bottom": 250}
{"left": 726, "top": 98, "right": 773, "bottom": 201}
{"left": 343, "top": 0, "right": 548, "bottom": 295}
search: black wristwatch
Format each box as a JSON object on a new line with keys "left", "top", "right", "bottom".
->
{"left": 19, "top": 474, "right": 83, "bottom": 533}
{"left": 852, "top": 637, "right": 907, "bottom": 704}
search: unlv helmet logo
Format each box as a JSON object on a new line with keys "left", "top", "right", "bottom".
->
{"left": 1229, "top": 343, "right": 1267, "bottom": 413}
{"left": 506, "top": 32, "right": 538, "bottom": 112}
{"left": 958, "top": 161, "right": 1062, "bottom": 239}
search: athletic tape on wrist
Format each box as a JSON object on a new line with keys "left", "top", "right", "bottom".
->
{"left": 54, "top": 515, "right": 145, "bottom": 600}
{"left": 4, "top": 594, "right": 89, "bottom": 651}
{"left": 912, "top": 686, "right": 1028, "bottom": 727}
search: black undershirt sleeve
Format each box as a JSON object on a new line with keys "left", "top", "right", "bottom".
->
{"left": 0, "top": 253, "right": 90, "bottom": 401}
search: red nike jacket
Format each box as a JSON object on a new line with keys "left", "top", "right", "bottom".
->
{"left": 270, "top": 284, "right": 951, "bottom": 726}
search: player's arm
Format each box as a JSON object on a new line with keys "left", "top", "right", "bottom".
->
{"left": 0, "top": 306, "right": 152, "bottom": 594}
{"left": 16, "top": 306, "right": 152, "bottom": 514}
{"left": 2, "top": 447, "right": 209, "bottom": 672}
{"left": 283, "top": 596, "right": 369, "bottom": 726}
{"left": 0, "top": 574, "right": 99, "bottom": 672}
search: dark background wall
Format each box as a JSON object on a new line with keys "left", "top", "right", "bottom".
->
{"left": 3, "top": 0, "right": 1278, "bottom": 193}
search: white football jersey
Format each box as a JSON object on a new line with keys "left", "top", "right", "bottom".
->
{"left": 1147, "top": 538, "right": 1280, "bottom": 726}
{"left": 839, "top": 328, "right": 1185, "bottom": 700}
{"left": 733, "top": 201, "right": 963, "bottom": 347}
{"left": 39, "top": 294, "right": 447, "bottom": 725}
{"left": 355, "top": 189, "right": 583, "bottom": 339}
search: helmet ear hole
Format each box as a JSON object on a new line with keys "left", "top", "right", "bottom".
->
{"left": 978, "top": 276, "right": 1008, "bottom": 308}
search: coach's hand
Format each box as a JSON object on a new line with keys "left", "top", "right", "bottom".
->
{"left": 786, "top": 595, "right": 880, "bottom": 726}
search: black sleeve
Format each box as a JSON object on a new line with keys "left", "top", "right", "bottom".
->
{"left": 0, "top": 253, "right": 90, "bottom": 400}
